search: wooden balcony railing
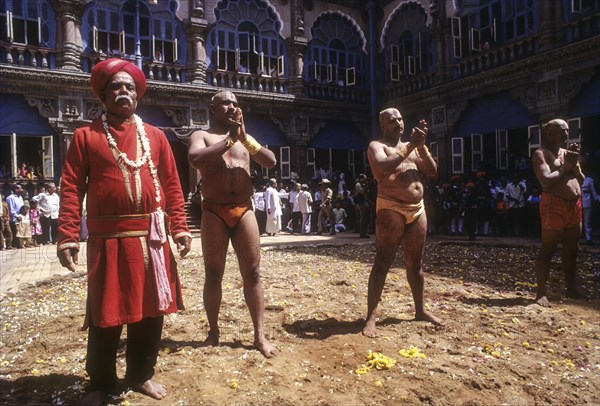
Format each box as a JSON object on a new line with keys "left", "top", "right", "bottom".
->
{"left": 206, "top": 69, "right": 288, "bottom": 94}
{"left": 0, "top": 42, "right": 54, "bottom": 68}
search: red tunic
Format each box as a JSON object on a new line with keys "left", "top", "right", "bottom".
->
{"left": 59, "top": 118, "right": 190, "bottom": 328}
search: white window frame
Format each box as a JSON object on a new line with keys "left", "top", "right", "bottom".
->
{"left": 277, "top": 55, "right": 284, "bottom": 76}
{"left": 451, "top": 137, "right": 464, "bottom": 174}
{"left": 280, "top": 146, "right": 290, "bottom": 179}
{"left": 567, "top": 117, "right": 581, "bottom": 147}
{"left": 451, "top": 16, "right": 462, "bottom": 59}
{"left": 119, "top": 30, "right": 125, "bottom": 54}
{"left": 346, "top": 67, "right": 355, "bottom": 86}
{"left": 429, "top": 142, "right": 438, "bottom": 164}
{"left": 5, "top": 11, "right": 13, "bottom": 42}
{"left": 407, "top": 55, "right": 416, "bottom": 76}
{"left": 496, "top": 129, "right": 508, "bottom": 170}
{"left": 471, "top": 133, "right": 483, "bottom": 172}
{"left": 92, "top": 26, "right": 99, "bottom": 52}
{"left": 528, "top": 125, "right": 540, "bottom": 158}
{"left": 42, "top": 136, "right": 54, "bottom": 179}
{"left": 307, "top": 147, "right": 316, "bottom": 179}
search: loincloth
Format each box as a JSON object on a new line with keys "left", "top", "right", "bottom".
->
{"left": 539, "top": 192, "right": 581, "bottom": 230}
{"left": 202, "top": 199, "right": 252, "bottom": 229}
{"left": 376, "top": 196, "right": 424, "bottom": 224}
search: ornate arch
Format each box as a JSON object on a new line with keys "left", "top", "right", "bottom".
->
{"left": 310, "top": 11, "right": 367, "bottom": 53}
{"left": 380, "top": 0, "right": 428, "bottom": 51}
{"left": 214, "top": 0, "right": 283, "bottom": 35}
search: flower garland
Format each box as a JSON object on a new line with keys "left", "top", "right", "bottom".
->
{"left": 102, "top": 113, "right": 162, "bottom": 209}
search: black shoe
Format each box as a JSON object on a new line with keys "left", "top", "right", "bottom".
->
{"left": 359, "top": 234, "right": 370, "bottom": 238}
{"left": 329, "top": 231, "right": 336, "bottom": 235}
{"left": 314, "top": 231, "right": 322, "bottom": 235}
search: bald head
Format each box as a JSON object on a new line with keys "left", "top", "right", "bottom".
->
{"left": 378, "top": 108, "right": 400, "bottom": 126}
{"left": 211, "top": 91, "right": 238, "bottom": 106}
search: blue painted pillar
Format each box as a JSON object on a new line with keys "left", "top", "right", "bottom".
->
{"left": 366, "top": 0, "right": 378, "bottom": 139}
{"left": 135, "top": 0, "right": 142, "bottom": 69}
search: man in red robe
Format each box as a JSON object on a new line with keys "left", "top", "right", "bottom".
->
{"left": 58, "top": 58, "right": 192, "bottom": 404}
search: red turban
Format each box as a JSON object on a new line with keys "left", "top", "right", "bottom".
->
{"left": 90, "top": 58, "right": 147, "bottom": 100}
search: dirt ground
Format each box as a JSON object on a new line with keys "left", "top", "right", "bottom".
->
{"left": 1, "top": 240, "right": 599, "bottom": 405}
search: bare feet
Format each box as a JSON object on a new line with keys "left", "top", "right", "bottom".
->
{"left": 415, "top": 310, "right": 444, "bottom": 326}
{"left": 81, "top": 390, "right": 108, "bottom": 406}
{"left": 202, "top": 330, "right": 220, "bottom": 347}
{"left": 362, "top": 319, "right": 378, "bottom": 338}
{"left": 254, "top": 336, "right": 278, "bottom": 358}
{"left": 363, "top": 322, "right": 377, "bottom": 338}
{"left": 536, "top": 295, "right": 551, "bottom": 307}
{"left": 131, "top": 379, "right": 167, "bottom": 400}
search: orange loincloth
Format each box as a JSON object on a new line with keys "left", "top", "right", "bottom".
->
{"left": 202, "top": 199, "right": 253, "bottom": 229}
{"left": 539, "top": 192, "right": 582, "bottom": 230}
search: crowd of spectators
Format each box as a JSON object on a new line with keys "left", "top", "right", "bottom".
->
{"left": 0, "top": 181, "right": 61, "bottom": 250}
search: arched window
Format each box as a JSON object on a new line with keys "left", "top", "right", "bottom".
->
{"left": 207, "top": 0, "right": 286, "bottom": 77}
{"left": 0, "top": 0, "right": 56, "bottom": 47}
{"left": 307, "top": 12, "right": 367, "bottom": 87}
{"left": 382, "top": 2, "right": 431, "bottom": 82}
{"left": 82, "top": 0, "right": 185, "bottom": 64}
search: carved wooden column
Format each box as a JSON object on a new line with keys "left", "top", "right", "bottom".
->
{"left": 429, "top": 0, "right": 450, "bottom": 84}
{"left": 188, "top": 2, "right": 209, "bottom": 85}
{"left": 287, "top": 0, "right": 308, "bottom": 96}
{"left": 55, "top": 0, "right": 84, "bottom": 71}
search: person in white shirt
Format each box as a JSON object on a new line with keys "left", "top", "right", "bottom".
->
{"left": 297, "top": 184, "right": 313, "bottom": 234}
{"left": 252, "top": 185, "right": 267, "bottom": 235}
{"left": 264, "top": 178, "right": 282, "bottom": 236}
{"left": 288, "top": 183, "right": 302, "bottom": 233}
{"left": 332, "top": 201, "right": 347, "bottom": 232}
{"left": 31, "top": 182, "right": 60, "bottom": 244}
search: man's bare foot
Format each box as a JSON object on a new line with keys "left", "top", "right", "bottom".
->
{"left": 362, "top": 319, "right": 377, "bottom": 338}
{"left": 81, "top": 390, "right": 108, "bottom": 406}
{"left": 131, "top": 379, "right": 167, "bottom": 400}
{"left": 254, "top": 336, "right": 278, "bottom": 358}
{"left": 415, "top": 310, "right": 444, "bottom": 326}
{"left": 202, "top": 330, "right": 220, "bottom": 347}
{"left": 536, "top": 295, "right": 551, "bottom": 307}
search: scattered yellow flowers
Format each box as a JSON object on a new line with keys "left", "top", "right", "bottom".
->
{"left": 229, "top": 379, "right": 238, "bottom": 389}
{"left": 398, "top": 346, "right": 426, "bottom": 359}
{"left": 522, "top": 341, "right": 530, "bottom": 348}
{"left": 563, "top": 359, "right": 575, "bottom": 369}
{"left": 368, "top": 351, "right": 396, "bottom": 370}
{"left": 355, "top": 351, "right": 396, "bottom": 375}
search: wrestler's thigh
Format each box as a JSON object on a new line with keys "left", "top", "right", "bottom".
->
{"left": 375, "top": 209, "right": 405, "bottom": 262}
{"left": 201, "top": 209, "right": 230, "bottom": 271}
{"left": 231, "top": 210, "right": 261, "bottom": 271}
{"left": 401, "top": 211, "right": 427, "bottom": 268}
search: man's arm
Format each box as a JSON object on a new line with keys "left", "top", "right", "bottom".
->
{"left": 532, "top": 149, "right": 573, "bottom": 189}
{"left": 368, "top": 141, "right": 416, "bottom": 176}
{"left": 188, "top": 130, "right": 232, "bottom": 170}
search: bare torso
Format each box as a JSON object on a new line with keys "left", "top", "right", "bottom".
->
{"left": 190, "top": 130, "right": 253, "bottom": 204}
{"left": 369, "top": 140, "right": 424, "bottom": 203}
{"left": 538, "top": 147, "right": 581, "bottom": 200}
